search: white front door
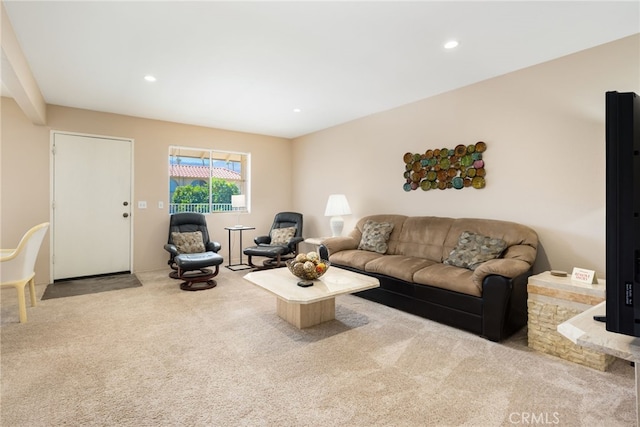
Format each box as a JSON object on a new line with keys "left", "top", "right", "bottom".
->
{"left": 52, "top": 132, "right": 132, "bottom": 280}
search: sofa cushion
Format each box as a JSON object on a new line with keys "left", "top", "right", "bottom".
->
{"left": 358, "top": 220, "right": 395, "bottom": 254}
{"left": 444, "top": 231, "right": 507, "bottom": 270}
{"left": 413, "top": 263, "right": 480, "bottom": 297}
{"left": 171, "top": 231, "right": 205, "bottom": 254}
{"left": 270, "top": 226, "right": 296, "bottom": 245}
{"left": 329, "top": 249, "right": 384, "bottom": 271}
{"left": 365, "top": 255, "right": 436, "bottom": 283}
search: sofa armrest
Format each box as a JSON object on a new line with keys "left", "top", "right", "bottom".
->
{"left": 322, "top": 236, "right": 359, "bottom": 255}
{"left": 481, "top": 271, "right": 530, "bottom": 341}
{"left": 471, "top": 258, "right": 531, "bottom": 290}
{"left": 502, "top": 244, "right": 537, "bottom": 264}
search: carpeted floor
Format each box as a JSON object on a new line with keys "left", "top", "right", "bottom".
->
{"left": 41, "top": 273, "right": 142, "bottom": 300}
{"left": 1, "top": 268, "right": 636, "bottom": 426}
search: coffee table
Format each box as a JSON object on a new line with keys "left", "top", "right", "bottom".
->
{"left": 244, "top": 266, "right": 380, "bottom": 328}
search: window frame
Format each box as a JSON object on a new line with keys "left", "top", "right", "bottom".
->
{"left": 168, "top": 145, "right": 250, "bottom": 215}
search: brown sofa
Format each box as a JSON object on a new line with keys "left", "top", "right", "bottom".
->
{"left": 321, "top": 214, "right": 538, "bottom": 341}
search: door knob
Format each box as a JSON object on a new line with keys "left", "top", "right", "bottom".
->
{"left": 123, "top": 201, "right": 129, "bottom": 206}
{"left": 123, "top": 213, "right": 129, "bottom": 218}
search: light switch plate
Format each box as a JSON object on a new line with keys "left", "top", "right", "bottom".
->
{"left": 138, "top": 201, "right": 147, "bottom": 209}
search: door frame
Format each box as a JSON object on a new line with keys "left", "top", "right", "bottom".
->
{"left": 49, "top": 130, "right": 135, "bottom": 283}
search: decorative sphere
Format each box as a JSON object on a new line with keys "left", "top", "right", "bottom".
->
{"left": 292, "top": 262, "right": 305, "bottom": 276}
{"left": 286, "top": 258, "right": 331, "bottom": 281}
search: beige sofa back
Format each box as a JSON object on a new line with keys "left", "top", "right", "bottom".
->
{"left": 349, "top": 214, "right": 538, "bottom": 266}
{"left": 347, "top": 214, "right": 408, "bottom": 254}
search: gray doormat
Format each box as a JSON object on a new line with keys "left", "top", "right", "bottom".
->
{"left": 42, "top": 273, "right": 142, "bottom": 300}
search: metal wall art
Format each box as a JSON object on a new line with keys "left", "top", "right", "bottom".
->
{"left": 403, "top": 141, "right": 487, "bottom": 191}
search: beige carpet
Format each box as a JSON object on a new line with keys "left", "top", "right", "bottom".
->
{"left": 1, "top": 268, "right": 635, "bottom": 426}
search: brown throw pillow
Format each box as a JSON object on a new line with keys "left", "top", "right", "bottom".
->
{"left": 270, "top": 227, "right": 296, "bottom": 245}
{"left": 444, "top": 231, "right": 507, "bottom": 270}
{"left": 358, "top": 220, "right": 394, "bottom": 254}
{"left": 171, "top": 231, "right": 205, "bottom": 254}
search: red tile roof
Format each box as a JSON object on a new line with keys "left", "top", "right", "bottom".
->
{"left": 169, "top": 165, "right": 242, "bottom": 180}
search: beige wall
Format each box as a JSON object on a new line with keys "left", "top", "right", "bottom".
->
{"left": 1, "top": 101, "right": 292, "bottom": 282}
{"left": 2, "top": 34, "right": 639, "bottom": 284}
{"left": 292, "top": 34, "right": 640, "bottom": 278}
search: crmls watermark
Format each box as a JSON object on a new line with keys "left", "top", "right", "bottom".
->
{"left": 508, "top": 412, "right": 561, "bottom": 425}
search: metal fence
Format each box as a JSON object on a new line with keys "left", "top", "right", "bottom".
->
{"left": 168, "top": 203, "right": 234, "bottom": 214}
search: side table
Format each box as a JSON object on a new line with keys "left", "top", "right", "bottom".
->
{"left": 224, "top": 226, "right": 255, "bottom": 271}
{"left": 302, "top": 237, "right": 328, "bottom": 253}
{"left": 301, "top": 237, "right": 331, "bottom": 259}
{"left": 527, "top": 271, "right": 615, "bottom": 371}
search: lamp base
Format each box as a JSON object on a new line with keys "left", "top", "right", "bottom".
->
{"left": 329, "top": 216, "right": 344, "bottom": 237}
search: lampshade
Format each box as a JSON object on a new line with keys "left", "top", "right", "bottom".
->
{"left": 324, "top": 194, "right": 351, "bottom": 237}
{"left": 231, "top": 194, "right": 246, "bottom": 209}
{"left": 324, "top": 194, "right": 351, "bottom": 216}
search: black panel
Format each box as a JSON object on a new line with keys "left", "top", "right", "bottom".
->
{"left": 503, "top": 273, "right": 529, "bottom": 336}
{"left": 413, "top": 282, "right": 482, "bottom": 315}
{"left": 333, "top": 264, "right": 519, "bottom": 341}
{"left": 412, "top": 300, "right": 483, "bottom": 335}
{"left": 354, "top": 288, "right": 415, "bottom": 313}
{"left": 605, "top": 91, "right": 640, "bottom": 337}
{"left": 378, "top": 276, "right": 416, "bottom": 297}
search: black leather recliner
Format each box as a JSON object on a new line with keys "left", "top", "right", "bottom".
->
{"left": 164, "top": 212, "right": 222, "bottom": 270}
{"left": 243, "top": 212, "right": 304, "bottom": 268}
{"left": 164, "top": 212, "right": 224, "bottom": 291}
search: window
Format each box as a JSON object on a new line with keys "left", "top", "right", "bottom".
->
{"left": 169, "top": 146, "right": 250, "bottom": 214}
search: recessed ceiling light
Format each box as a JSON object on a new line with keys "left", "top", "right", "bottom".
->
{"left": 444, "top": 40, "right": 459, "bottom": 49}
{"left": 144, "top": 75, "right": 157, "bottom": 82}
{"left": 293, "top": 108, "right": 301, "bottom": 113}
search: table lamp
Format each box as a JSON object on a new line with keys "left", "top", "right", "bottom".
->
{"left": 231, "top": 194, "right": 246, "bottom": 227}
{"left": 324, "top": 194, "right": 351, "bottom": 237}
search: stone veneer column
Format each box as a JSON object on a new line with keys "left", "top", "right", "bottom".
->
{"left": 527, "top": 271, "right": 616, "bottom": 371}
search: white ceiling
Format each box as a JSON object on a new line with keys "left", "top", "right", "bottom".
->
{"left": 3, "top": 1, "right": 639, "bottom": 139}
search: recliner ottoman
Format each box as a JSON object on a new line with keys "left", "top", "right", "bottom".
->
{"left": 171, "top": 251, "right": 223, "bottom": 291}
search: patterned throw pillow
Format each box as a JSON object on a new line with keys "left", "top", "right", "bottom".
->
{"left": 270, "top": 226, "right": 296, "bottom": 245}
{"left": 444, "top": 231, "right": 507, "bottom": 270}
{"left": 358, "top": 220, "right": 395, "bottom": 254}
{"left": 171, "top": 231, "right": 205, "bottom": 254}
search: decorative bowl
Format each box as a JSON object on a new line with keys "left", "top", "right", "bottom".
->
{"left": 286, "top": 253, "right": 330, "bottom": 283}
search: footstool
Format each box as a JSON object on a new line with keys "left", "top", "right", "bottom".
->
{"left": 244, "top": 245, "right": 288, "bottom": 269}
{"left": 170, "top": 252, "right": 224, "bottom": 291}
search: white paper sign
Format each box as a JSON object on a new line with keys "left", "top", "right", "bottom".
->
{"left": 571, "top": 267, "right": 598, "bottom": 284}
